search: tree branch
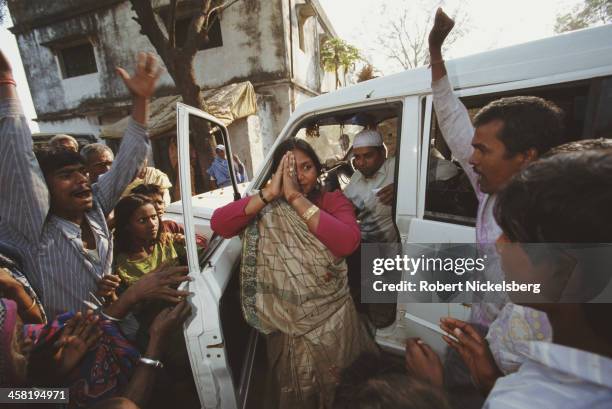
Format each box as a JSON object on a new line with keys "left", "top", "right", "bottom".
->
{"left": 206, "top": 0, "right": 240, "bottom": 29}
{"left": 129, "top": 0, "right": 173, "bottom": 76}
{"left": 168, "top": 0, "right": 178, "bottom": 48}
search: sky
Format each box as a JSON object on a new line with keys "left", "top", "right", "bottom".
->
{"left": 318, "top": 0, "right": 586, "bottom": 73}
{"left": 0, "top": 0, "right": 588, "bottom": 132}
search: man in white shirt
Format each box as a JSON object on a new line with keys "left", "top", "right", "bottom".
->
{"left": 344, "top": 129, "right": 399, "bottom": 244}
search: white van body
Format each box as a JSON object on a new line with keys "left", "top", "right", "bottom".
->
{"left": 175, "top": 25, "right": 612, "bottom": 408}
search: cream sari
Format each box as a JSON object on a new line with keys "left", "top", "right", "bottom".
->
{"left": 240, "top": 200, "right": 375, "bottom": 408}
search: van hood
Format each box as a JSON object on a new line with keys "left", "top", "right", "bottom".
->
{"left": 166, "top": 183, "right": 249, "bottom": 220}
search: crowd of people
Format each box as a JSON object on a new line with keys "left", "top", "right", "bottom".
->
{"left": 0, "top": 6, "right": 611, "bottom": 409}
{"left": 0, "top": 50, "right": 198, "bottom": 409}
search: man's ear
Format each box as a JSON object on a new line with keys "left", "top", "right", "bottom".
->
{"left": 519, "top": 148, "right": 538, "bottom": 167}
{"left": 524, "top": 148, "right": 538, "bottom": 164}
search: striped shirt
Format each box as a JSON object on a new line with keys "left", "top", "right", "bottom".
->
{"left": 484, "top": 342, "right": 612, "bottom": 409}
{"left": 0, "top": 99, "right": 149, "bottom": 317}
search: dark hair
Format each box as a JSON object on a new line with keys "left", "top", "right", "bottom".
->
{"left": 494, "top": 151, "right": 612, "bottom": 243}
{"left": 131, "top": 183, "right": 164, "bottom": 197}
{"left": 543, "top": 138, "right": 612, "bottom": 157}
{"left": 35, "top": 148, "right": 85, "bottom": 178}
{"left": 271, "top": 138, "right": 323, "bottom": 175}
{"left": 114, "top": 194, "right": 162, "bottom": 255}
{"left": 494, "top": 151, "right": 612, "bottom": 339}
{"left": 473, "top": 96, "right": 565, "bottom": 157}
{"left": 333, "top": 353, "right": 450, "bottom": 409}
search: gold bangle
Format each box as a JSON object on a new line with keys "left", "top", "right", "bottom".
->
{"left": 301, "top": 205, "right": 319, "bottom": 222}
{"left": 24, "top": 298, "right": 37, "bottom": 313}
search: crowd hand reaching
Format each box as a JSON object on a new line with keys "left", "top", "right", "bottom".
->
{"left": 148, "top": 300, "right": 192, "bottom": 352}
{"left": 54, "top": 311, "right": 103, "bottom": 376}
{"left": 172, "top": 233, "right": 186, "bottom": 245}
{"left": 116, "top": 52, "right": 162, "bottom": 99}
{"left": 377, "top": 184, "right": 395, "bottom": 206}
{"left": 440, "top": 317, "right": 502, "bottom": 395}
{"left": 282, "top": 151, "right": 301, "bottom": 201}
{"left": 428, "top": 8, "right": 455, "bottom": 51}
{"left": 124, "top": 264, "right": 191, "bottom": 304}
{"left": 405, "top": 338, "right": 444, "bottom": 388}
{"left": 96, "top": 274, "right": 121, "bottom": 302}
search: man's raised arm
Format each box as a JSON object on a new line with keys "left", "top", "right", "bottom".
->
{"left": 0, "top": 49, "right": 49, "bottom": 243}
{"left": 94, "top": 52, "right": 162, "bottom": 214}
{"left": 428, "top": 8, "right": 479, "bottom": 192}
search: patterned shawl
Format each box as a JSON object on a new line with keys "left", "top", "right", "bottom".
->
{"left": 25, "top": 313, "right": 140, "bottom": 408}
{"left": 240, "top": 200, "right": 350, "bottom": 336}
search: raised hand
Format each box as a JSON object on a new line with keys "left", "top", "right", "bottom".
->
{"left": 125, "top": 264, "right": 191, "bottom": 304}
{"left": 116, "top": 52, "right": 163, "bottom": 99}
{"left": 377, "top": 183, "right": 395, "bottom": 206}
{"left": 405, "top": 338, "right": 444, "bottom": 387}
{"left": 282, "top": 151, "right": 301, "bottom": 201}
{"left": 148, "top": 300, "right": 192, "bottom": 351}
{"left": 54, "top": 311, "right": 103, "bottom": 376}
{"left": 440, "top": 317, "right": 502, "bottom": 394}
{"left": 428, "top": 8, "right": 455, "bottom": 51}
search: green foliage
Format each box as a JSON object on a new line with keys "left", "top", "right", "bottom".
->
{"left": 320, "top": 37, "right": 361, "bottom": 89}
{"left": 555, "top": 0, "right": 612, "bottom": 33}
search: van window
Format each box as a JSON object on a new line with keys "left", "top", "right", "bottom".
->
{"left": 424, "top": 76, "right": 610, "bottom": 226}
{"left": 293, "top": 104, "right": 402, "bottom": 194}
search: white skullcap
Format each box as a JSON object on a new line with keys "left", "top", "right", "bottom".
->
{"left": 353, "top": 129, "right": 383, "bottom": 149}
{"left": 215, "top": 144, "right": 226, "bottom": 151}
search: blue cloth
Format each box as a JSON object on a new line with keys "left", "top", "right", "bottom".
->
{"left": 207, "top": 156, "right": 246, "bottom": 187}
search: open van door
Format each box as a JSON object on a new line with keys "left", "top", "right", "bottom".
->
{"left": 176, "top": 102, "right": 258, "bottom": 409}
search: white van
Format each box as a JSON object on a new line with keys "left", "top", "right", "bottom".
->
{"left": 172, "top": 25, "right": 612, "bottom": 408}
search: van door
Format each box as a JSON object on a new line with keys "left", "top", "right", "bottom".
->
{"left": 377, "top": 95, "right": 473, "bottom": 356}
{"left": 177, "top": 103, "right": 257, "bottom": 409}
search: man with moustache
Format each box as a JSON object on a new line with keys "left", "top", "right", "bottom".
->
{"left": 429, "top": 8, "right": 566, "bottom": 325}
{"left": 0, "top": 50, "right": 161, "bottom": 317}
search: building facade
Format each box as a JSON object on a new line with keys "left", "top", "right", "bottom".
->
{"left": 8, "top": 0, "right": 338, "bottom": 157}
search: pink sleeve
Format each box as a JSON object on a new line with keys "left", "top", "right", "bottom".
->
{"left": 210, "top": 196, "right": 256, "bottom": 238}
{"left": 314, "top": 190, "right": 361, "bottom": 258}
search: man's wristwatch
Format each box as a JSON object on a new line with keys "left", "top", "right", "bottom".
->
{"left": 139, "top": 357, "right": 164, "bottom": 369}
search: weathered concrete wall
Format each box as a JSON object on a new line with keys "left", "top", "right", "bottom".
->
{"left": 193, "top": 0, "right": 288, "bottom": 88}
{"left": 11, "top": 0, "right": 293, "bottom": 118}
{"left": 227, "top": 115, "right": 264, "bottom": 178}
{"left": 12, "top": 1, "right": 164, "bottom": 118}
{"left": 290, "top": 0, "right": 320, "bottom": 93}
{"left": 38, "top": 115, "right": 101, "bottom": 135}
{"left": 254, "top": 83, "right": 292, "bottom": 148}
{"left": 10, "top": 0, "right": 336, "bottom": 162}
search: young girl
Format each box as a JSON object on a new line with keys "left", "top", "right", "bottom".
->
{"left": 113, "top": 194, "right": 186, "bottom": 286}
